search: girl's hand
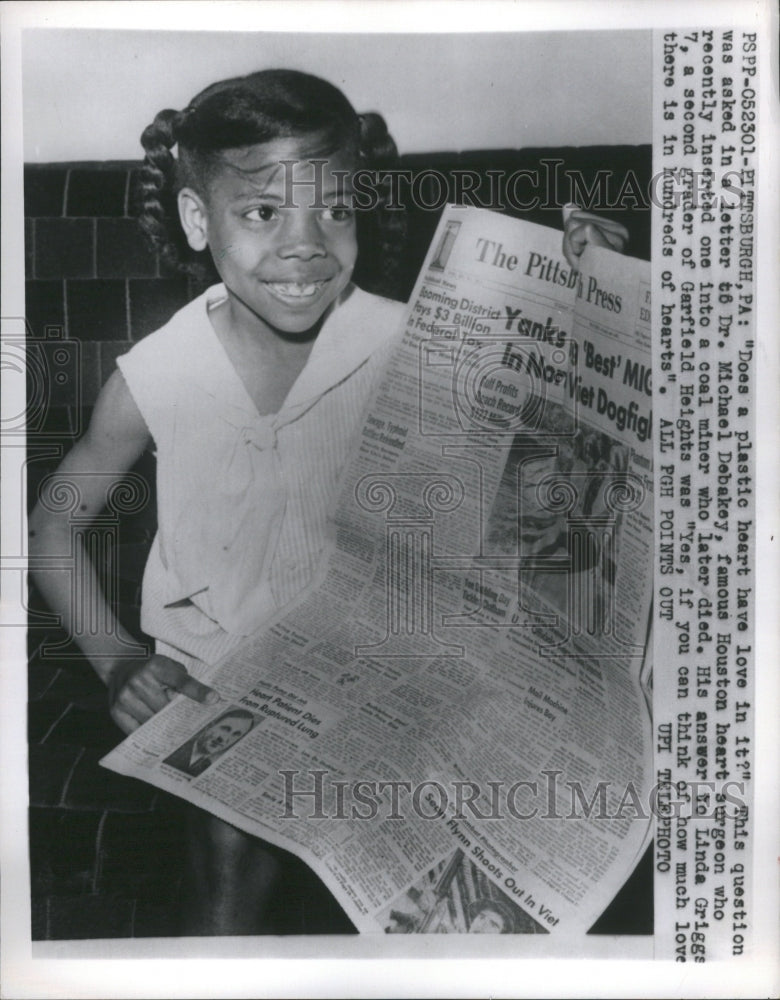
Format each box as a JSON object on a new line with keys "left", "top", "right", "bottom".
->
{"left": 562, "top": 209, "right": 629, "bottom": 268}
{"left": 108, "top": 653, "right": 220, "bottom": 735}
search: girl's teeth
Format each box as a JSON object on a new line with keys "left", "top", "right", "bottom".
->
{"left": 269, "top": 281, "right": 325, "bottom": 297}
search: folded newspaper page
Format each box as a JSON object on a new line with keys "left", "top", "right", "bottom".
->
{"left": 103, "top": 206, "right": 654, "bottom": 935}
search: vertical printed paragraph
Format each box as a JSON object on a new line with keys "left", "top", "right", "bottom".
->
{"left": 653, "top": 27, "right": 757, "bottom": 962}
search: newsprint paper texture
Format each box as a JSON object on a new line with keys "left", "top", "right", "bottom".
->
{"left": 1, "top": 3, "right": 778, "bottom": 999}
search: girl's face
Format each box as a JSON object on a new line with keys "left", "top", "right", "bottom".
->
{"left": 179, "top": 138, "right": 358, "bottom": 337}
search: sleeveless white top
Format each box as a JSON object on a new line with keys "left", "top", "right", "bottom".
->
{"left": 117, "top": 282, "right": 404, "bottom": 672}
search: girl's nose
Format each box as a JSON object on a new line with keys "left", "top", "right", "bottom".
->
{"left": 277, "top": 211, "right": 327, "bottom": 259}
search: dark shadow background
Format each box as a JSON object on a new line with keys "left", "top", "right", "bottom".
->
{"left": 25, "top": 146, "right": 653, "bottom": 938}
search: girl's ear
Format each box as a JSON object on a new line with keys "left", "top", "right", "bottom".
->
{"left": 178, "top": 188, "right": 209, "bottom": 252}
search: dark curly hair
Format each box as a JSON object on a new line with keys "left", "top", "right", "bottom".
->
{"left": 136, "top": 69, "right": 406, "bottom": 300}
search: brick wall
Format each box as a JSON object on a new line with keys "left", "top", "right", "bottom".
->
{"left": 24, "top": 162, "right": 200, "bottom": 413}
{"left": 25, "top": 161, "right": 193, "bottom": 938}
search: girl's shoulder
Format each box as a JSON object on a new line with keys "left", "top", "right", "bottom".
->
{"left": 330, "top": 285, "right": 406, "bottom": 354}
{"left": 119, "top": 284, "right": 222, "bottom": 366}
{"left": 115, "top": 285, "right": 226, "bottom": 439}
{"left": 342, "top": 284, "right": 406, "bottom": 325}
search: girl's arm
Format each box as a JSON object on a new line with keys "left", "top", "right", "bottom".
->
{"left": 28, "top": 369, "right": 218, "bottom": 735}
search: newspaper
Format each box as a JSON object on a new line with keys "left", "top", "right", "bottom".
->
{"left": 103, "top": 207, "right": 655, "bottom": 936}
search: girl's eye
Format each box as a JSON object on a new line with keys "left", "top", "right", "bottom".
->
{"left": 244, "top": 205, "right": 278, "bottom": 223}
{"left": 322, "top": 205, "right": 354, "bottom": 222}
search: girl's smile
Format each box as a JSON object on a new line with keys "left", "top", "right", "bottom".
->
{"left": 179, "top": 138, "right": 358, "bottom": 339}
{"left": 263, "top": 278, "right": 333, "bottom": 304}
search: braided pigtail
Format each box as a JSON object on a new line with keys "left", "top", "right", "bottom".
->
{"left": 358, "top": 112, "right": 398, "bottom": 170}
{"left": 136, "top": 108, "right": 216, "bottom": 281}
{"left": 136, "top": 109, "right": 183, "bottom": 269}
{"left": 353, "top": 112, "right": 408, "bottom": 302}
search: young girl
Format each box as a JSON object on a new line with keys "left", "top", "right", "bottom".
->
{"left": 29, "top": 68, "right": 625, "bottom": 935}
